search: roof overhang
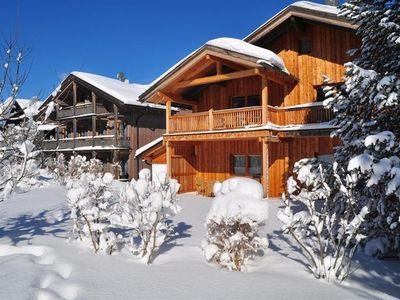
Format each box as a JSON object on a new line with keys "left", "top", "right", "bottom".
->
{"left": 244, "top": 4, "right": 357, "bottom": 44}
{"left": 140, "top": 45, "right": 297, "bottom": 104}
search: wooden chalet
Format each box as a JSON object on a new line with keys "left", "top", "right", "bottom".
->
{"left": 138, "top": 1, "right": 360, "bottom": 197}
{"left": 38, "top": 72, "right": 167, "bottom": 179}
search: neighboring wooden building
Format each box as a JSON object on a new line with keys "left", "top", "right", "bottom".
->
{"left": 138, "top": 2, "right": 360, "bottom": 197}
{"left": 38, "top": 72, "right": 166, "bottom": 179}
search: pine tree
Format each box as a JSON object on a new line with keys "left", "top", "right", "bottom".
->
{"left": 326, "top": 0, "right": 400, "bottom": 257}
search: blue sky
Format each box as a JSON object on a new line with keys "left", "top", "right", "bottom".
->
{"left": 1, "top": 0, "right": 327, "bottom": 100}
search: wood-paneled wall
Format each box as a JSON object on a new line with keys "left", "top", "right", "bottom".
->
{"left": 168, "top": 136, "right": 336, "bottom": 196}
{"left": 264, "top": 23, "right": 360, "bottom": 106}
{"left": 128, "top": 126, "right": 165, "bottom": 179}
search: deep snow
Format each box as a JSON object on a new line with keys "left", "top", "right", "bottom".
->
{"left": 0, "top": 183, "right": 399, "bottom": 300}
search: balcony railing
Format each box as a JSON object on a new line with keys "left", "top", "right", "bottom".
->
{"left": 169, "top": 106, "right": 262, "bottom": 133}
{"left": 57, "top": 103, "right": 109, "bottom": 119}
{"left": 168, "top": 104, "right": 333, "bottom": 133}
{"left": 268, "top": 104, "right": 334, "bottom": 126}
{"left": 42, "top": 136, "right": 130, "bottom": 150}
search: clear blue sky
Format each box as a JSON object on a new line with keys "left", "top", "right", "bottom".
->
{"left": 1, "top": 0, "right": 327, "bottom": 100}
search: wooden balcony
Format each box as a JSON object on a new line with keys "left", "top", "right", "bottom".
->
{"left": 42, "top": 136, "right": 130, "bottom": 151}
{"left": 268, "top": 104, "right": 334, "bottom": 126}
{"left": 169, "top": 106, "right": 262, "bottom": 133}
{"left": 168, "top": 104, "right": 333, "bottom": 134}
{"left": 57, "top": 103, "right": 109, "bottom": 119}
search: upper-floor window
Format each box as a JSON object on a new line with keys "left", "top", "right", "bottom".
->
{"left": 231, "top": 95, "right": 260, "bottom": 108}
{"left": 299, "top": 37, "right": 311, "bottom": 55}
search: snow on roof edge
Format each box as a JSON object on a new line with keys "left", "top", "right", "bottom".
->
{"left": 135, "top": 136, "right": 163, "bottom": 158}
{"left": 244, "top": 1, "right": 344, "bottom": 42}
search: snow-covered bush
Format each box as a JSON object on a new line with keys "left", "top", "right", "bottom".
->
{"left": 49, "top": 154, "right": 103, "bottom": 184}
{"left": 111, "top": 169, "right": 181, "bottom": 264}
{"left": 203, "top": 178, "right": 269, "bottom": 272}
{"left": 66, "top": 172, "right": 117, "bottom": 254}
{"left": 278, "top": 158, "right": 370, "bottom": 280}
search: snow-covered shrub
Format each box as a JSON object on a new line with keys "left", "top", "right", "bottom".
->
{"left": 203, "top": 178, "right": 269, "bottom": 272}
{"left": 278, "top": 158, "right": 368, "bottom": 280}
{"left": 0, "top": 118, "right": 45, "bottom": 200}
{"left": 111, "top": 169, "right": 181, "bottom": 264}
{"left": 50, "top": 154, "right": 103, "bottom": 184}
{"left": 66, "top": 172, "right": 117, "bottom": 254}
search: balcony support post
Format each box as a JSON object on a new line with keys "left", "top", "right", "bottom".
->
{"left": 166, "top": 141, "right": 172, "bottom": 177}
{"left": 261, "top": 74, "right": 268, "bottom": 125}
{"left": 166, "top": 100, "right": 171, "bottom": 134}
{"left": 208, "top": 109, "right": 214, "bottom": 131}
{"left": 261, "top": 137, "right": 269, "bottom": 198}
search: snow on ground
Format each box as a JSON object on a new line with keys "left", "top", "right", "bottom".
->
{"left": 0, "top": 184, "right": 399, "bottom": 299}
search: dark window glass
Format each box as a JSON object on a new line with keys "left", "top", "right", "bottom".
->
{"left": 233, "top": 155, "right": 246, "bottom": 175}
{"left": 316, "top": 86, "right": 325, "bottom": 102}
{"left": 299, "top": 38, "right": 311, "bottom": 55}
{"left": 248, "top": 155, "right": 261, "bottom": 176}
{"left": 231, "top": 96, "right": 245, "bottom": 108}
{"left": 247, "top": 95, "right": 260, "bottom": 107}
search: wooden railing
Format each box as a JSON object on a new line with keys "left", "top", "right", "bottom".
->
{"left": 268, "top": 104, "right": 334, "bottom": 126}
{"left": 169, "top": 106, "right": 262, "bottom": 133}
{"left": 57, "top": 103, "right": 109, "bottom": 119}
{"left": 168, "top": 104, "right": 333, "bottom": 133}
{"left": 42, "top": 136, "right": 130, "bottom": 150}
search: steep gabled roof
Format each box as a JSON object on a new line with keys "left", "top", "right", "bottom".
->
{"left": 71, "top": 72, "right": 151, "bottom": 106}
{"left": 41, "top": 72, "right": 166, "bottom": 110}
{"left": 244, "top": 1, "right": 356, "bottom": 44}
{"left": 140, "top": 37, "right": 290, "bottom": 102}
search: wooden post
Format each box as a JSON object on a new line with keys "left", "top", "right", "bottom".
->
{"left": 261, "top": 75, "right": 268, "bottom": 124}
{"left": 92, "top": 91, "right": 96, "bottom": 113}
{"left": 166, "top": 100, "right": 171, "bottom": 134}
{"left": 166, "top": 141, "right": 172, "bottom": 177}
{"left": 113, "top": 104, "right": 118, "bottom": 147}
{"left": 73, "top": 118, "right": 77, "bottom": 149}
{"left": 72, "top": 81, "right": 77, "bottom": 115}
{"left": 216, "top": 61, "right": 222, "bottom": 75}
{"left": 262, "top": 137, "right": 269, "bottom": 198}
{"left": 92, "top": 116, "right": 96, "bottom": 147}
{"left": 209, "top": 109, "right": 214, "bottom": 131}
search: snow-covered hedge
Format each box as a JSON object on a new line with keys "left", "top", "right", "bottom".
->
{"left": 112, "top": 169, "right": 181, "bottom": 264}
{"left": 278, "top": 158, "right": 369, "bottom": 280}
{"left": 67, "top": 172, "right": 117, "bottom": 254}
{"left": 66, "top": 168, "right": 182, "bottom": 264}
{"left": 48, "top": 154, "right": 103, "bottom": 184}
{"left": 203, "top": 178, "right": 269, "bottom": 271}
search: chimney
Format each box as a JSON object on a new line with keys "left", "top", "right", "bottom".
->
{"left": 117, "top": 72, "right": 128, "bottom": 83}
{"left": 324, "top": 0, "right": 339, "bottom": 6}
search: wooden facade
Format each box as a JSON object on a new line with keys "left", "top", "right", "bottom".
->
{"left": 39, "top": 73, "right": 166, "bottom": 179}
{"left": 137, "top": 4, "right": 359, "bottom": 197}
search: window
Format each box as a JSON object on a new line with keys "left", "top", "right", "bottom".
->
{"left": 247, "top": 95, "right": 260, "bottom": 107}
{"left": 231, "top": 96, "right": 245, "bottom": 109}
{"left": 232, "top": 154, "right": 262, "bottom": 177}
{"left": 248, "top": 155, "right": 261, "bottom": 176}
{"left": 231, "top": 95, "right": 260, "bottom": 108}
{"left": 232, "top": 155, "right": 246, "bottom": 175}
{"left": 299, "top": 37, "right": 311, "bottom": 55}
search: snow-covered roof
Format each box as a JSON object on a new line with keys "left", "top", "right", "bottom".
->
{"left": 135, "top": 136, "right": 163, "bottom": 158}
{"left": 45, "top": 72, "right": 169, "bottom": 110}
{"left": 72, "top": 72, "right": 152, "bottom": 107}
{"left": 291, "top": 1, "right": 339, "bottom": 14}
{"left": 206, "top": 38, "right": 288, "bottom": 73}
{"left": 245, "top": 1, "right": 354, "bottom": 44}
{"left": 16, "top": 98, "right": 42, "bottom": 117}
{"left": 141, "top": 37, "right": 288, "bottom": 101}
